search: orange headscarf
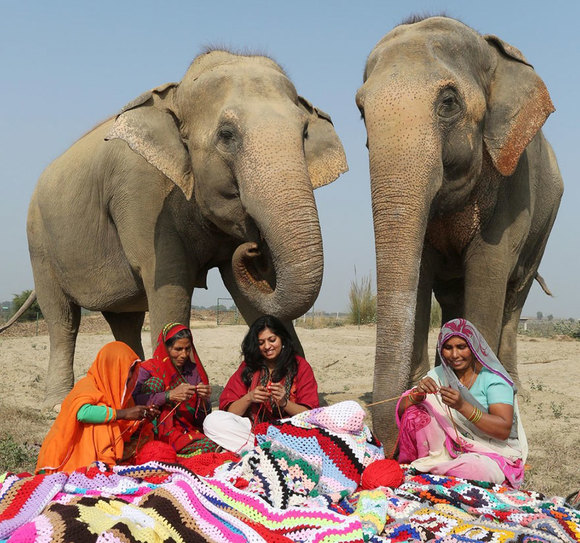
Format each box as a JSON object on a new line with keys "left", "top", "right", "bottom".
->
{"left": 36, "top": 341, "right": 141, "bottom": 474}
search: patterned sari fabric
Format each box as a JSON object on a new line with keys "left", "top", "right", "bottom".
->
{"left": 140, "top": 324, "right": 218, "bottom": 455}
{"left": 2, "top": 402, "right": 579, "bottom": 542}
{"left": 397, "top": 318, "right": 528, "bottom": 488}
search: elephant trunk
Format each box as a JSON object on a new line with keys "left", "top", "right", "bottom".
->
{"left": 366, "top": 92, "right": 442, "bottom": 446}
{"left": 231, "top": 124, "right": 323, "bottom": 321}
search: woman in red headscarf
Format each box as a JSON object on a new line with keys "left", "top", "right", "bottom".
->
{"left": 36, "top": 342, "right": 158, "bottom": 474}
{"left": 133, "top": 323, "right": 219, "bottom": 455}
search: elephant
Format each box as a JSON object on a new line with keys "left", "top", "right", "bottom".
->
{"left": 355, "top": 16, "right": 563, "bottom": 446}
{"left": 27, "top": 49, "right": 347, "bottom": 407}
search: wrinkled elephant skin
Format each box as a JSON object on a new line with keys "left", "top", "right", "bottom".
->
{"left": 356, "top": 17, "right": 563, "bottom": 446}
{"left": 28, "top": 50, "right": 347, "bottom": 406}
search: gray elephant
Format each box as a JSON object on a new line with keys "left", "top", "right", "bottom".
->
{"left": 356, "top": 16, "right": 562, "bottom": 445}
{"left": 28, "top": 49, "right": 347, "bottom": 407}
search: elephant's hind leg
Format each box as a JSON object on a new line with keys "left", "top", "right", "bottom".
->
{"left": 29, "top": 252, "right": 81, "bottom": 407}
{"left": 102, "top": 311, "right": 145, "bottom": 359}
{"left": 42, "top": 297, "right": 81, "bottom": 408}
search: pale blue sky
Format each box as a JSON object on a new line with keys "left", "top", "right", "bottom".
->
{"left": 1, "top": 0, "right": 578, "bottom": 317}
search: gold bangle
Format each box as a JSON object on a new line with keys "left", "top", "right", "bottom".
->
{"left": 408, "top": 388, "right": 425, "bottom": 404}
{"left": 468, "top": 406, "right": 482, "bottom": 424}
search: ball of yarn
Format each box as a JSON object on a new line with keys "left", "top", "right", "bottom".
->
{"left": 135, "top": 440, "right": 177, "bottom": 465}
{"left": 361, "top": 459, "right": 404, "bottom": 489}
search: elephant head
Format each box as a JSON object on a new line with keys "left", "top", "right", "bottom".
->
{"left": 356, "top": 17, "right": 554, "bottom": 444}
{"left": 106, "top": 50, "right": 347, "bottom": 320}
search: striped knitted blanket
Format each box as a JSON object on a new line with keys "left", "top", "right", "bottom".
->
{"left": 1, "top": 401, "right": 579, "bottom": 542}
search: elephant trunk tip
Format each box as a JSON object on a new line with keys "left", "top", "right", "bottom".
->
{"left": 232, "top": 242, "right": 275, "bottom": 295}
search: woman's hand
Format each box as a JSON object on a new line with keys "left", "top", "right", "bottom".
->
{"left": 438, "top": 386, "right": 465, "bottom": 410}
{"left": 117, "top": 405, "right": 160, "bottom": 421}
{"left": 267, "top": 382, "right": 287, "bottom": 406}
{"left": 169, "top": 383, "right": 198, "bottom": 402}
{"left": 195, "top": 383, "right": 211, "bottom": 400}
{"left": 247, "top": 385, "right": 270, "bottom": 403}
{"left": 415, "top": 376, "right": 439, "bottom": 395}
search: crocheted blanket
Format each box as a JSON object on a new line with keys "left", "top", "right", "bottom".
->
{"left": 1, "top": 401, "right": 579, "bottom": 542}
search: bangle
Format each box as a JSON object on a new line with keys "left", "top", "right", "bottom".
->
{"left": 468, "top": 406, "right": 483, "bottom": 424}
{"left": 165, "top": 390, "right": 170, "bottom": 403}
{"left": 279, "top": 398, "right": 288, "bottom": 409}
{"left": 408, "top": 388, "right": 426, "bottom": 404}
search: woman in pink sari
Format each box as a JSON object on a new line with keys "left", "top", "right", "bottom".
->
{"left": 397, "top": 319, "right": 527, "bottom": 488}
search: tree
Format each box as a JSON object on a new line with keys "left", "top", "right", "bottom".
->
{"left": 11, "top": 290, "right": 42, "bottom": 322}
{"left": 547, "top": 314, "right": 553, "bottom": 321}
{"left": 536, "top": 311, "right": 543, "bottom": 321}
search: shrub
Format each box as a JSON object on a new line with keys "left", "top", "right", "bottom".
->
{"left": 430, "top": 296, "right": 442, "bottom": 330}
{"left": 348, "top": 274, "right": 376, "bottom": 325}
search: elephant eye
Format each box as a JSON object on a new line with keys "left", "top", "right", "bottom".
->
{"left": 303, "top": 123, "right": 309, "bottom": 140}
{"left": 218, "top": 128, "right": 235, "bottom": 142}
{"left": 437, "top": 89, "right": 462, "bottom": 120}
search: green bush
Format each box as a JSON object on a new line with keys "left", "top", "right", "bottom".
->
{"left": 348, "top": 274, "right": 376, "bottom": 325}
{"left": 11, "top": 290, "right": 42, "bottom": 322}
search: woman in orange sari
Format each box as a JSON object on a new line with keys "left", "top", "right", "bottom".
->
{"left": 36, "top": 342, "right": 157, "bottom": 474}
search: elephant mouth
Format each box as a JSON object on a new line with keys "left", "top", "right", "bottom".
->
{"left": 232, "top": 241, "right": 275, "bottom": 295}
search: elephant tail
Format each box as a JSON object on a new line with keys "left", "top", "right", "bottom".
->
{"left": 534, "top": 272, "right": 553, "bottom": 297}
{"left": 0, "top": 290, "right": 37, "bottom": 332}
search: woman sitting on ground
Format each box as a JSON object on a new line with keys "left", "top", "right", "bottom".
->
{"left": 133, "top": 323, "right": 218, "bottom": 456}
{"left": 203, "top": 315, "right": 319, "bottom": 453}
{"left": 36, "top": 342, "right": 159, "bottom": 474}
{"left": 397, "top": 318, "right": 527, "bottom": 488}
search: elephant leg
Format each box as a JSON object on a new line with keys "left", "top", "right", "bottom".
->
{"left": 463, "top": 243, "right": 511, "bottom": 354}
{"left": 433, "top": 277, "right": 464, "bottom": 365}
{"left": 219, "top": 264, "right": 305, "bottom": 356}
{"left": 39, "top": 287, "right": 81, "bottom": 408}
{"left": 102, "top": 311, "right": 145, "bottom": 359}
{"left": 140, "top": 254, "right": 193, "bottom": 356}
{"left": 498, "top": 275, "right": 536, "bottom": 389}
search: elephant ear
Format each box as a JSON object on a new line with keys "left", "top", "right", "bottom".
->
{"left": 298, "top": 96, "right": 348, "bottom": 188}
{"left": 483, "top": 35, "right": 555, "bottom": 177}
{"left": 105, "top": 83, "right": 195, "bottom": 200}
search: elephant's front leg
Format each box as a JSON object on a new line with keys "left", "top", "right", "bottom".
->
{"left": 141, "top": 259, "right": 194, "bottom": 354}
{"left": 463, "top": 240, "right": 511, "bottom": 353}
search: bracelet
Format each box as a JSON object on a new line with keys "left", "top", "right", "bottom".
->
{"left": 279, "top": 397, "right": 288, "bottom": 409}
{"left": 408, "top": 388, "right": 426, "bottom": 405}
{"left": 165, "top": 390, "right": 170, "bottom": 403}
{"left": 468, "top": 406, "right": 483, "bottom": 424}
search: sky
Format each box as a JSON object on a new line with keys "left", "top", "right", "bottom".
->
{"left": 1, "top": 0, "right": 578, "bottom": 318}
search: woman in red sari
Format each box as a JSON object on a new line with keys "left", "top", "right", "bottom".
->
{"left": 133, "top": 323, "right": 219, "bottom": 455}
{"left": 203, "top": 315, "right": 319, "bottom": 452}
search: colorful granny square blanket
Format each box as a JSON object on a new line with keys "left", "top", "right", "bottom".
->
{"left": 1, "top": 401, "right": 579, "bottom": 542}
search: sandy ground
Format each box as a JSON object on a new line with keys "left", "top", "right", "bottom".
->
{"left": 0, "top": 317, "right": 578, "bottom": 498}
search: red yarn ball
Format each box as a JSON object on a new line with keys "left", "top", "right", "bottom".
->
{"left": 135, "top": 441, "right": 177, "bottom": 465}
{"left": 360, "top": 459, "right": 404, "bottom": 490}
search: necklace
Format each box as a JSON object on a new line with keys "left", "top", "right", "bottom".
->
{"left": 463, "top": 364, "right": 478, "bottom": 389}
